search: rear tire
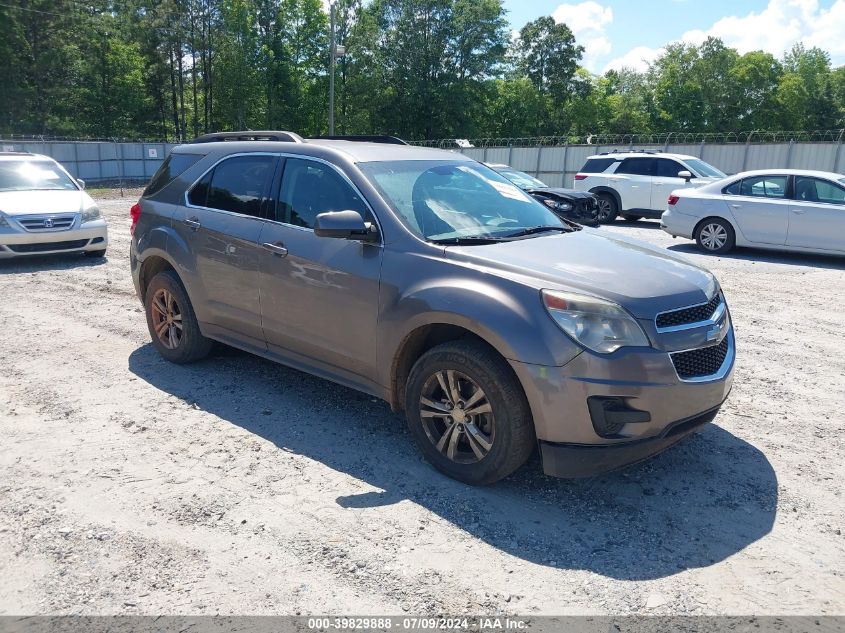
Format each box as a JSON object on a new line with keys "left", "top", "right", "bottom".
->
{"left": 695, "top": 218, "right": 735, "bottom": 254}
{"left": 84, "top": 249, "right": 107, "bottom": 258}
{"left": 404, "top": 340, "right": 535, "bottom": 485}
{"left": 622, "top": 215, "right": 643, "bottom": 222}
{"left": 595, "top": 193, "right": 618, "bottom": 224}
{"left": 145, "top": 270, "right": 212, "bottom": 364}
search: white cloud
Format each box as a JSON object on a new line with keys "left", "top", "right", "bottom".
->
{"left": 603, "top": 46, "right": 664, "bottom": 74}
{"left": 603, "top": 0, "right": 845, "bottom": 75}
{"left": 551, "top": 2, "right": 614, "bottom": 72}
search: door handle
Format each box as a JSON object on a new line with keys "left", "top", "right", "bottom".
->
{"left": 731, "top": 204, "right": 741, "bottom": 209}
{"left": 262, "top": 241, "right": 288, "bottom": 257}
{"left": 184, "top": 217, "right": 201, "bottom": 231}
{"left": 792, "top": 209, "right": 805, "bottom": 215}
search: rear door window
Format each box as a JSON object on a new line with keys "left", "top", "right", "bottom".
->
{"left": 188, "top": 154, "right": 277, "bottom": 217}
{"left": 739, "top": 175, "right": 787, "bottom": 199}
{"left": 616, "top": 158, "right": 655, "bottom": 176}
{"left": 144, "top": 153, "right": 203, "bottom": 197}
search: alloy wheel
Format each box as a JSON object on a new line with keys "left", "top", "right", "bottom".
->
{"left": 150, "top": 288, "right": 183, "bottom": 350}
{"left": 419, "top": 370, "right": 495, "bottom": 464}
{"left": 596, "top": 198, "right": 614, "bottom": 222}
{"left": 700, "top": 223, "right": 728, "bottom": 251}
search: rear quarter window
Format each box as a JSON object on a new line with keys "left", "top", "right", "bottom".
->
{"left": 143, "top": 153, "right": 203, "bottom": 198}
{"left": 579, "top": 158, "right": 616, "bottom": 174}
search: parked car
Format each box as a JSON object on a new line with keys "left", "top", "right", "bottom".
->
{"left": 0, "top": 152, "right": 107, "bottom": 259}
{"left": 487, "top": 163, "right": 599, "bottom": 226}
{"left": 662, "top": 169, "right": 845, "bottom": 255}
{"left": 573, "top": 150, "right": 726, "bottom": 223}
{"left": 131, "top": 133, "right": 734, "bottom": 485}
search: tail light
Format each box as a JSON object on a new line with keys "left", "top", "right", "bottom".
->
{"left": 574, "top": 174, "right": 588, "bottom": 181}
{"left": 667, "top": 194, "right": 680, "bottom": 206}
{"left": 130, "top": 202, "right": 141, "bottom": 235}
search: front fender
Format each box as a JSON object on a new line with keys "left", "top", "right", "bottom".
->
{"left": 379, "top": 275, "right": 582, "bottom": 373}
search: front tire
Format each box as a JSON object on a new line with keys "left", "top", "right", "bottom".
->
{"left": 404, "top": 340, "right": 535, "bottom": 485}
{"left": 145, "top": 270, "right": 212, "bottom": 364}
{"left": 695, "top": 218, "right": 735, "bottom": 253}
{"left": 595, "top": 193, "right": 618, "bottom": 224}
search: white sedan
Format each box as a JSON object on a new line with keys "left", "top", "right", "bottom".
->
{"left": 661, "top": 169, "right": 845, "bottom": 256}
{"left": 0, "top": 152, "right": 108, "bottom": 259}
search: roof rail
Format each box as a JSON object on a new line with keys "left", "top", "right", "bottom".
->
{"left": 188, "top": 131, "right": 305, "bottom": 144}
{"left": 309, "top": 135, "right": 409, "bottom": 145}
{"left": 0, "top": 151, "right": 35, "bottom": 156}
{"left": 597, "top": 149, "right": 662, "bottom": 156}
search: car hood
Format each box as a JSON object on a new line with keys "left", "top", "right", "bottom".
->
{"left": 0, "top": 190, "right": 90, "bottom": 216}
{"left": 525, "top": 187, "right": 594, "bottom": 200}
{"left": 446, "top": 229, "right": 717, "bottom": 318}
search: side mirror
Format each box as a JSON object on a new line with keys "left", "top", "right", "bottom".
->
{"left": 77, "top": 179, "right": 86, "bottom": 190}
{"left": 677, "top": 170, "right": 693, "bottom": 182}
{"left": 314, "top": 210, "right": 376, "bottom": 241}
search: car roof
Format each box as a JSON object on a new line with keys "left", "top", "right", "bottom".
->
{"left": 585, "top": 152, "right": 697, "bottom": 161}
{"left": 729, "top": 168, "right": 845, "bottom": 180}
{"left": 172, "top": 139, "right": 471, "bottom": 163}
{"left": 0, "top": 152, "right": 55, "bottom": 162}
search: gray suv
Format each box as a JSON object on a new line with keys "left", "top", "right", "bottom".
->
{"left": 130, "top": 132, "right": 735, "bottom": 485}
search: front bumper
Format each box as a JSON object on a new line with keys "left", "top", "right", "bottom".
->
{"left": 539, "top": 404, "right": 721, "bottom": 478}
{"left": 0, "top": 220, "right": 108, "bottom": 258}
{"left": 509, "top": 328, "right": 734, "bottom": 478}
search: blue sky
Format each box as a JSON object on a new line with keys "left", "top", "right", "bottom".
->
{"left": 502, "top": 0, "right": 845, "bottom": 73}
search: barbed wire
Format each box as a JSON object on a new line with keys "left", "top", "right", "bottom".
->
{"left": 409, "top": 129, "right": 845, "bottom": 148}
{"left": 3, "top": 129, "right": 845, "bottom": 147}
{"left": 0, "top": 134, "right": 173, "bottom": 143}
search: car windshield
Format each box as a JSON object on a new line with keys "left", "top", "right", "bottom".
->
{"left": 0, "top": 160, "right": 78, "bottom": 192}
{"left": 360, "top": 160, "right": 565, "bottom": 242}
{"left": 493, "top": 167, "right": 547, "bottom": 189}
{"left": 685, "top": 159, "right": 726, "bottom": 179}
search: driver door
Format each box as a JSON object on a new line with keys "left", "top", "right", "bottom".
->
{"left": 258, "top": 158, "right": 384, "bottom": 383}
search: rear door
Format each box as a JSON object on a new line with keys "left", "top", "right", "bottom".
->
{"left": 258, "top": 157, "right": 383, "bottom": 383}
{"left": 175, "top": 153, "right": 278, "bottom": 341}
{"left": 612, "top": 157, "right": 654, "bottom": 211}
{"left": 787, "top": 176, "right": 845, "bottom": 252}
{"left": 723, "top": 174, "right": 790, "bottom": 244}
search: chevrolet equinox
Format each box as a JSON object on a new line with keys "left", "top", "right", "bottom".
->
{"left": 130, "top": 132, "right": 735, "bottom": 485}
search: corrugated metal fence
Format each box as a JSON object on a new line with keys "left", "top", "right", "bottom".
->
{"left": 0, "top": 139, "right": 177, "bottom": 183}
{"left": 2, "top": 137, "right": 844, "bottom": 188}
{"left": 458, "top": 140, "right": 845, "bottom": 188}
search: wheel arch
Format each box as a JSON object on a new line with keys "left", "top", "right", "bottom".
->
{"left": 588, "top": 186, "right": 622, "bottom": 210}
{"left": 389, "top": 322, "right": 515, "bottom": 413}
{"left": 138, "top": 252, "right": 178, "bottom": 301}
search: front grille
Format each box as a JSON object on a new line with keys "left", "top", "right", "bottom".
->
{"left": 17, "top": 215, "right": 76, "bottom": 231}
{"left": 657, "top": 293, "right": 721, "bottom": 329}
{"left": 7, "top": 239, "right": 89, "bottom": 253}
{"left": 670, "top": 336, "right": 730, "bottom": 379}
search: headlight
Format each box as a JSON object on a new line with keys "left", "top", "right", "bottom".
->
{"left": 81, "top": 207, "right": 101, "bottom": 223}
{"left": 542, "top": 289, "right": 649, "bottom": 354}
{"left": 542, "top": 199, "right": 573, "bottom": 212}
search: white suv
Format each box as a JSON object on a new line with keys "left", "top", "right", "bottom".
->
{"left": 572, "top": 151, "right": 727, "bottom": 223}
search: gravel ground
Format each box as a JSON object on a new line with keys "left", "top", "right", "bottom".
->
{"left": 0, "top": 201, "right": 843, "bottom": 616}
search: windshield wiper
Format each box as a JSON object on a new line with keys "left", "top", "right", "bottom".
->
{"left": 502, "top": 225, "right": 573, "bottom": 239}
{"left": 430, "top": 235, "right": 509, "bottom": 245}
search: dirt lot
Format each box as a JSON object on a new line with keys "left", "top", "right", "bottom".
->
{"left": 1, "top": 200, "right": 843, "bottom": 616}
